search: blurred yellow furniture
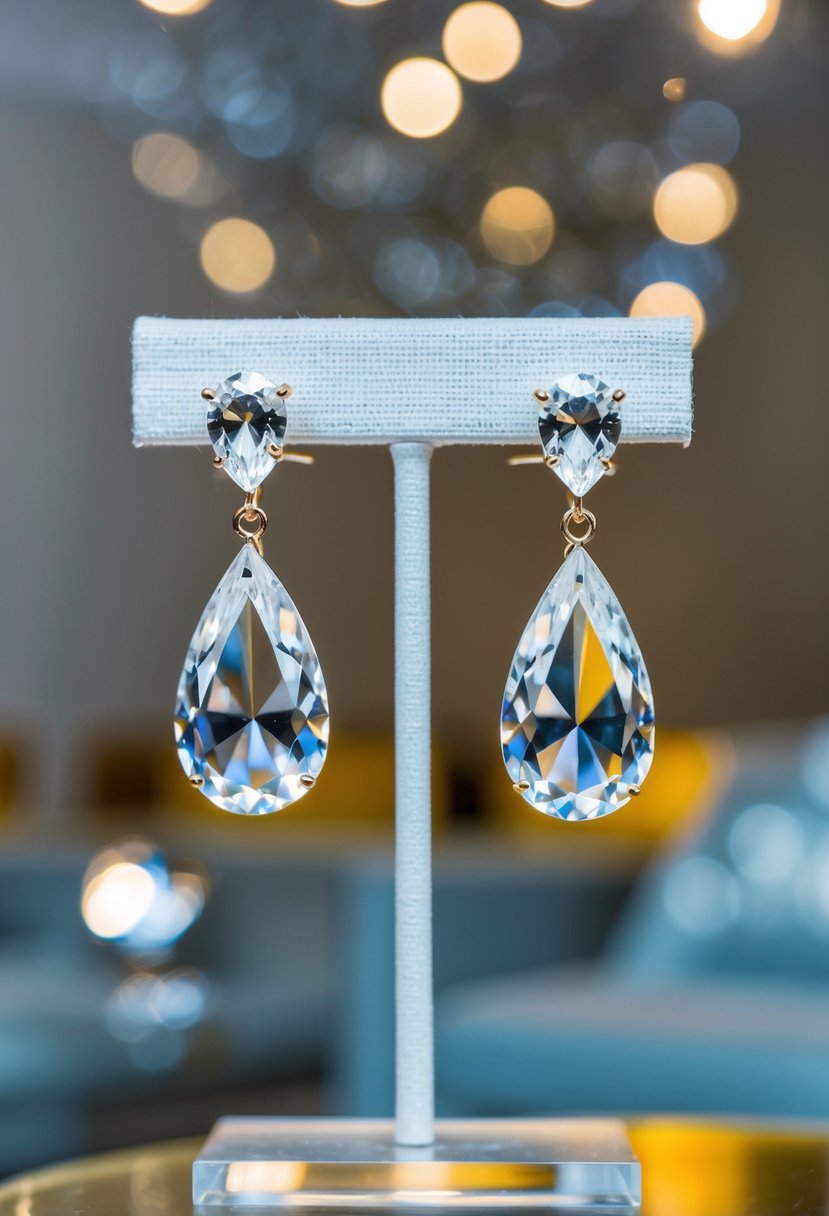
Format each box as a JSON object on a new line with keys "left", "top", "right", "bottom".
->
{"left": 83, "top": 730, "right": 450, "bottom": 836}
{"left": 0, "top": 732, "right": 26, "bottom": 820}
{"left": 0, "top": 1120, "right": 827, "bottom": 1215}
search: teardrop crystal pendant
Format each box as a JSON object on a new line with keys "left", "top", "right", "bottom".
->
{"left": 207, "top": 371, "right": 287, "bottom": 493}
{"left": 538, "top": 372, "right": 622, "bottom": 496}
{"left": 501, "top": 546, "right": 653, "bottom": 820}
{"left": 175, "top": 545, "right": 329, "bottom": 815}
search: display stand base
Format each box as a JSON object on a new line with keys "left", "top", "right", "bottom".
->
{"left": 192, "top": 1117, "right": 641, "bottom": 1211}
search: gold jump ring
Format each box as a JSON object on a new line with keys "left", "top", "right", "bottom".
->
{"left": 561, "top": 505, "right": 597, "bottom": 553}
{"left": 233, "top": 500, "right": 268, "bottom": 544}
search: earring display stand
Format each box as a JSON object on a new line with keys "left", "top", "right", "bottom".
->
{"left": 133, "top": 316, "right": 692, "bottom": 1211}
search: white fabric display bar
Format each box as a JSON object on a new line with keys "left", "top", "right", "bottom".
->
{"left": 132, "top": 316, "right": 693, "bottom": 447}
{"left": 132, "top": 315, "right": 693, "bottom": 1151}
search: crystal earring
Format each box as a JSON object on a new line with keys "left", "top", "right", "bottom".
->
{"left": 174, "top": 372, "right": 329, "bottom": 816}
{"left": 500, "top": 372, "right": 654, "bottom": 821}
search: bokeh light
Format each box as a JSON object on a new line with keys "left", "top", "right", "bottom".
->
{"left": 442, "top": 3, "right": 522, "bottom": 84}
{"left": 666, "top": 101, "right": 741, "bottom": 166}
{"left": 630, "top": 281, "right": 706, "bottom": 347}
{"left": 698, "top": 0, "right": 767, "bottom": 40}
{"left": 83, "top": 861, "right": 156, "bottom": 940}
{"left": 663, "top": 856, "right": 741, "bottom": 937}
{"left": 131, "top": 133, "right": 201, "bottom": 200}
{"left": 381, "top": 58, "right": 463, "bottom": 139}
{"left": 588, "top": 141, "right": 659, "bottom": 220}
{"left": 82, "top": 840, "right": 209, "bottom": 957}
{"left": 108, "top": 31, "right": 189, "bottom": 118}
{"left": 663, "top": 77, "right": 687, "bottom": 102}
{"left": 84, "top": 0, "right": 755, "bottom": 334}
{"left": 653, "top": 163, "right": 738, "bottom": 244}
{"left": 137, "top": 0, "right": 212, "bottom": 13}
{"left": 480, "top": 186, "right": 554, "bottom": 265}
{"left": 728, "top": 804, "right": 805, "bottom": 886}
{"left": 200, "top": 218, "right": 275, "bottom": 293}
{"left": 311, "top": 125, "right": 386, "bottom": 209}
{"left": 106, "top": 968, "right": 210, "bottom": 1073}
{"left": 374, "top": 235, "right": 475, "bottom": 308}
{"left": 696, "top": 0, "right": 779, "bottom": 54}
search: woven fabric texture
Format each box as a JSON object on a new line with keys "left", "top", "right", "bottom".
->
{"left": 132, "top": 316, "right": 693, "bottom": 447}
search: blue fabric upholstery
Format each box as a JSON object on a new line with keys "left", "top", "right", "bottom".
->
{"left": 330, "top": 849, "right": 632, "bottom": 1115}
{"left": 435, "top": 720, "right": 829, "bottom": 1119}
{"left": 437, "top": 967, "right": 829, "bottom": 1117}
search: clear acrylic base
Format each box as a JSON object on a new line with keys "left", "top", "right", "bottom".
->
{"left": 192, "top": 1117, "right": 641, "bottom": 1211}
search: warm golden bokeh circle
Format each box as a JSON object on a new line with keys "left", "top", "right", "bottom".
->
{"left": 137, "top": 0, "right": 212, "bottom": 14}
{"left": 381, "top": 58, "right": 463, "bottom": 139}
{"left": 698, "top": 0, "right": 767, "bottom": 40}
{"left": 480, "top": 187, "right": 555, "bottom": 265}
{"left": 200, "top": 218, "right": 276, "bottom": 293}
{"left": 662, "top": 77, "right": 687, "bottom": 102}
{"left": 630, "top": 281, "right": 706, "bottom": 347}
{"left": 442, "top": 3, "right": 522, "bottom": 83}
{"left": 695, "top": 0, "right": 779, "bottom": 55}
{"left": 131, "top": 133, "right": 201, "bottom": 200}
{"left": 653, "top": 163, "right": 738, "bottom": 245}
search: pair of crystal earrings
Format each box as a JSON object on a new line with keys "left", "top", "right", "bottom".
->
{"left": 174, "top": 371, "right": 653, "bottom": 821}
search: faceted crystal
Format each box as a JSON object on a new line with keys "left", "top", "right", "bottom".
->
{"left": 538, "top": 373, "right": 621, "bottom": 496}
{"left": 175, "top": 545, "right": 328, "bottom": 815}
{"left": 501, "top": 547, "right": 653, "bottom": 820}
{"left": 207, "top": 371, "right": 287, "bottom": 493}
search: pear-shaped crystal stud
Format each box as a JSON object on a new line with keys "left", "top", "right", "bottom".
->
{"left": 501, "top": 546, "right": 653, "bottom": 820}
{"left": 538, "top": 373, "right": 622, "bottom": 497}
{"left": 175, "top": 545, "right": 329, "bottom": 815}
{"left": 207, "top": 371, "right": 288, "bottom": 493}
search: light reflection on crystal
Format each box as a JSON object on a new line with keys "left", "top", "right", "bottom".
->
{"left": 175, "top": 545, "right": 329, "bottom": 815}
{"left": 501, "top": 547, "right": 653, "bottom": 820}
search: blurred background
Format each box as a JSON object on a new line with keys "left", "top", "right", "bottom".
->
{"left": 0, "top": 0, "right": 828, "bottom": 1182}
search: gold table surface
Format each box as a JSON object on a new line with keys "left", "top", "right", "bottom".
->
{"left": 0, "top": 1120, "right": 827, "bottom": 1215}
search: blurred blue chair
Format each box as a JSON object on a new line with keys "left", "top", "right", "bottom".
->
{"left": 435, "top": 720, "right": 829, "bottom": 1119}
{"left": 329, "top": 845, "right": 634, "bottom": 1114}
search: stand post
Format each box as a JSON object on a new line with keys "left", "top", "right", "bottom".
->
{"left": 391, "top": 442, "right": 435, "bottom": 1148}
